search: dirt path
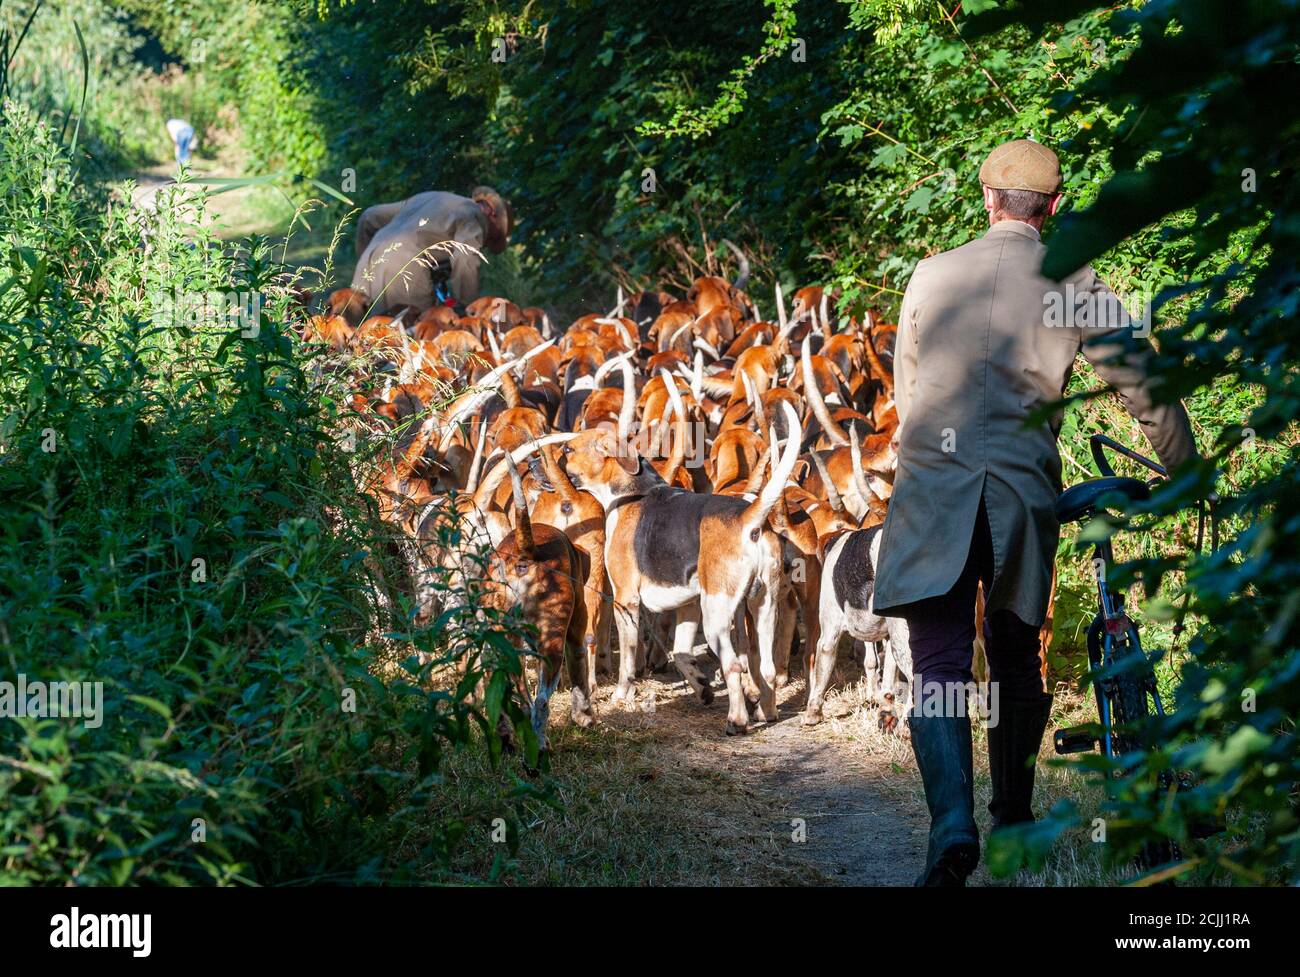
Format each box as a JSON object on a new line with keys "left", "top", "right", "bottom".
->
{"left": 120, "top": 154, "right": 339, "bottom": 271}
{"left": 724, "top": 697, "right": 927, "bottom": 884}
{"left": 117, "top": 161, "right": 180, "bottom": 218}
{"left": 590, "top": 662, "right": 931, "bottom": 885}
{"left": 560, "top": 655, "right": 1118, "bottom": 887}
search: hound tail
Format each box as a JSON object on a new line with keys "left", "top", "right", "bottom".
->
{"left": 802, "top": 335, "right": 849, "bottom": 446}
{"left": 863, "top": 329, "right": 894, "bottom": 394}
{"left": 745, "top": 400, "right": 801, "bottom": 530}
{"left": 721, "top": 239, "right": 750, "bottom": 292}
{"left": 658, "top": 369, "right": 689, "bottom": 487}
{"left": 507, "top": 458, "right": 536, "bottom": 557}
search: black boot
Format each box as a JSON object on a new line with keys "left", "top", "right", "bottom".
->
{"left": 987, "top": 693, "right": 1053, "bottom": 829}
{"left": 909, "top": 713, "right": 980, "bottom": 886}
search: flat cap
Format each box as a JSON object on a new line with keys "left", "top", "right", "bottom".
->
{"left": 978, "top": 139, "right": 1061, "bottom": 194}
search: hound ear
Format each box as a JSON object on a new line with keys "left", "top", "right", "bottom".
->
{"left": 596, "top": 430, "right": 641, "bottom": 475}
{"left": 613, "top": 449, "right": 642, "bottom": 475}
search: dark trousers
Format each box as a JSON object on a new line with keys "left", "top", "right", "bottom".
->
{"left": 900, "top": 501, "right": 1045, "bottom": 702}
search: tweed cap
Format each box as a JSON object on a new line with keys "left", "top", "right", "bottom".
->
{"left": 978, "top": 139, "right": 1062, "bottom": 194}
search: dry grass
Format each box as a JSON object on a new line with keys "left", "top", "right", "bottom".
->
{"left": 407, "top": 704, "right": 827, "bottom": 886}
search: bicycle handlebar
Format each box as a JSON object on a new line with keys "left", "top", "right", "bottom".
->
{"left": 1090, "top": 434, "right": 1166, "bottom": 479}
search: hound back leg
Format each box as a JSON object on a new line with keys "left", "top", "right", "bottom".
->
{"left": 670, "top": 603, "right": 713, "bottom": 704}
{"left": 773, "top": 579, "right": 798, "bottom": 689}
{"left": 532, "top": 657, "right": 563, "bottom": 752}
{"left": 611, "top": 596, "right": 641, "bottom": 708}
{"left": 746, "top": 585, "right": 780, "bottom": 723}
{"left": 702, "top": 593, "right": 750, "bottom": 734}
{"left": 582, "top": 570, "right": 610, "bottom": 697}
{"left": 804, "top": 614, "right": 845, "bottom": 726}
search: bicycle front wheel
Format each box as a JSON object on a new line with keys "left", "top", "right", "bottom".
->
{"left": 1088, "top": 616, "right": 1153, "bottom": 758}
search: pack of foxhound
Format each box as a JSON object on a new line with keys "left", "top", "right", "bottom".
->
{"left": 302, "top": 245, "right": 968, "bottom": 753}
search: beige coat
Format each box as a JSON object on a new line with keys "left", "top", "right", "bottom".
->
{"left": 351, "top": 191, "right": 490, "bottom": 311}
{"left": 873, "top": 220, "right": 1195, "bottom": 626}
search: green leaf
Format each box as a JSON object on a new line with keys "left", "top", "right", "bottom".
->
{"left": 1199, "top": 726, "right": 1271, "bottom": 776}
{"left": 126, "top": 695, "right": 173, "bottom": 722}
{"left": 303, "top": 177, "right": 354, "bottom": 205}
{"left": 902, "top": 185, "right": 936, "bottom": 215}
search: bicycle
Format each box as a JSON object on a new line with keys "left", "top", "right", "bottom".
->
{"left": 1053, "top": 433, "right": 1171, "bottom": 761}
{"left": 1052, "top": 433, "right": 1195, "bottom": 871}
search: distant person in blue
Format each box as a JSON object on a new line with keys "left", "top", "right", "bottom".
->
{"left": 165, "top": 118, "right": 195, "bottom": 165}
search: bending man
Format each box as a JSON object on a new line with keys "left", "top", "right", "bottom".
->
{"left": 351, "top": 186, "right": 512, "bottom": 313}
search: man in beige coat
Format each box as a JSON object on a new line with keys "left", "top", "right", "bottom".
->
{"left": 351, "top": 186, "right": 512, "bottom": 313}
{"left": 873, "top": 139, "right": 1196, "bottom": 885}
